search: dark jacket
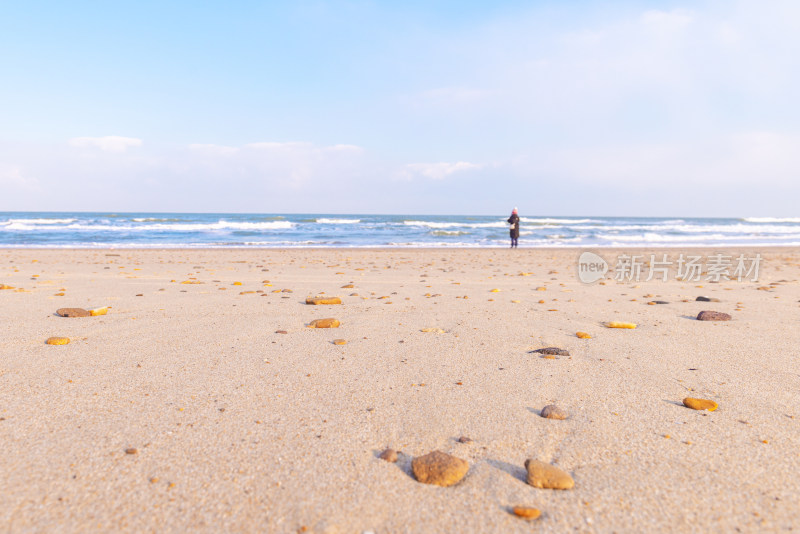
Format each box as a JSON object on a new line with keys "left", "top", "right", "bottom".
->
{"left": 507, "top": 214, "right": 520, "bottom": 238}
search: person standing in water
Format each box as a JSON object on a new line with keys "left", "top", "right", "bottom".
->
{"left": 507, "top": 207, "right": 520, "bottom": 248}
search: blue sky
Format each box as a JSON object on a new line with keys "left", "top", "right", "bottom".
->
{"left": 1, "top": 0, "right": 799, "bottom": 215}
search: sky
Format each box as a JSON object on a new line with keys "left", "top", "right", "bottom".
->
{"left": 1, "top": 0, "right": 799, "bottom": 216}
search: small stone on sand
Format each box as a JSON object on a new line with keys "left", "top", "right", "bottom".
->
{"left": 46, "top": 337, "right": 70, "bottom": 345}
{"left": 56, "top": 308, "right": 91, "bottom": 318}
{"left": 540, "top": 405, "right": 567, "bottom": 420}
{"left": 605, "top": 321, "right": 637, "bottom": 329}
{"left": 525, "top": 459, "right": 574, "bottom": 490}
{"left": 379, "top": 448, "right": 398, "bottom": 462}
{"left": 457, "top": 436, "right": 473, "bottom": 443}
{"left": 411, "top": 451, "right": 469, "bottom": 487}
{"left": 308, "top": 318, "right": 340, "bottom": 328}
{"left": 696, "top": 310, "right": 731, "bottom": 321}
{"left": 421, "top": 327, "right": 445, "bottom": 333}
{"left": 576, "top": 332, "right": 591, "bottom": 339}
{"left": 89, "top": 307, "right": 108, "bottom": 316}
{"left": 683, "top": 397, "right": 718, "bottom": 411}
{"left": 125, "top": 448, "right": 138, "bottom": 455}
{"left": 332, "top": 339, "right": 347, "bottom": 345}
{"left": 512, "top": 507, "right": 541, "bottom": 520}
{"left": 306, "top": 296, "right": 342, "bottom": 305}
{"left": 531, "top": 347, "right": 570, "bottom": 356}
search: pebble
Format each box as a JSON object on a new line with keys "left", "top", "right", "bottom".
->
{"left": 531, "top": 347, "right": 570, "bottom": 356}
{"left": 275, "top": 330, "right": 288, "bottom": 334}
{"left": 512, "top": 507, "right": 542, "bottom": 520}
{"left": 378, "top": 448, "right": 398, "bottom": 462}
{"left": 457, "top": 436, "right": 473, "bottom": 443}
{"left": 540, "top": 405, "right": 567, "bottom": 420}
{"left": 308, "top": 318, "right": 340, "bottom": 328}
{"left": 696, "top": 310, "right": 731, "bottom": 321}
{"left": 125, "top": 448, "right": 138, "bottom": 455}
{"left": 411, "top": 451, "right": 469, "bottom": 487}
{"left": 576, "top": 332, "right": 592, "bottom": 339}
{"left": 89, "top": 307, "right": 108, "bottom": 316}
{"left": 306, "top": 296, "right": 342, "bottom": 305}
{"left": 420, "top": 327, "right": 445, "bottom": 333}
{"left": 332, "top": 339, "right": 347, "bottom": 345}
{"left": 605, "top": 321, "right": 637, "bottom": 329}
{"left": 0, "top": 284, "right": 15, "bottom": 289}
{"left": 683, "top": 397, "right": 718, "bottom": 411}
{"left": 56, "top": 308, "right": 91, "bottom": 318}
{"left": 524, "top": 459, "right": 574, "bottom": 490}
{"left": 46, "top": 337, "right": 70, "bottom": 345}
{"left": 696, "top": 296, "right": 720, "bottom": 302}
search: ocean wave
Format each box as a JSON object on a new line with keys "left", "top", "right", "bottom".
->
{"left": 315, "top": 218, "right": 361, "bottom": 224}
{"left": 742, "top": 217, "right": 800, "bottom": 223}
{"left": 431, "top": 230, "right": 470, "bottom": 236}
{"left": 1, "top": 218, "right": 77, "bottom": 225}
{"left": 1, "top": 220, "right": 296, "bottom": 232}
{"left": 403, "top": 220, "right": 506, "bottom": 229}
{"left": 598, "top": 232, "right": 800, "bottom": 242}
{"left": 520, "top": 218, "right": 600, "bottom": 224}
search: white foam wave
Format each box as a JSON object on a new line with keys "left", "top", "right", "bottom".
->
{"left": 520, "top": 218, "right": 600, "bottom": 224}
{"left": 1, "top": 220, "right": 295, "bottom": 232}
{"left": 598, "top": 232, "right": 800, "bottom": 243}
{"left": 1, "top": 218, "right": 77, "bottom": 225}
{"left": 403, "top": 220, "right": 506, "bottom": 229}
{"left": 742, "top": 217, "right": 800, "bottom": 223}
{"left": 315, "top": 218, "right": 361, "bottom": 224}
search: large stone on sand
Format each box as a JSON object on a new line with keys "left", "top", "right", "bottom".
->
{"left": 411, "top": 451, "right": 469, "bottom": 487}
{"left": 525, "top": 459, "right": 574, "bottom": 489}
{"left": 696, "top": 310, "right": 731, "bottom": 321}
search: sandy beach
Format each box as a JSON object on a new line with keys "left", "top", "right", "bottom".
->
{"left": 1, "top": 247, "right": 799, "bottom": 533}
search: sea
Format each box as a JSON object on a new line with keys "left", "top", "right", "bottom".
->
{"left": 1, "top": 212, "right": 800, "bottom": 248}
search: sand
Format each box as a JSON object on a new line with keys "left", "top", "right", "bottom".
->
{"left": 1, "top": 247, "right": 799, "bottom": 533}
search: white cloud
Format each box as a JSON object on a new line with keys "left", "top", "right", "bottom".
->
{"left": 0, "top": 164, "right": 40, "bottom": 192}
{"left": 188, "top": 143, "right": 239, "bottom": 155}
{"left": 69, "top": 136, "right": 143, "bottom": 153}
{"left": 405, "top": 161, "right": 481, "bottom": 180}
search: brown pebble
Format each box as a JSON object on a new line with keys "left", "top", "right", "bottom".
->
{"left": 125, "top": 448, "right": 138, "bottom": 455}
{"left": 683, "top": 397, "right": 718, "bottom": 411}
{"left": 540, "top": 405, "right": 567, "bottom": 420}
{"left": 457, "top": 436, "right": 473, "bottom": 443}
{"left": 379, "top": 448, "right": 398, "bottom": 462}
{"left": 56, "top": 307, "right": 91, "bottom": 318}
{"left": 411, "top": 451, "right": 469, "bottom": 486}
{"left": 525, "top": 459, "right": 574, "bottom": 489}
{"left": 308, "top": 318, "right": 340, "bottom": 328}
{"left": 332, "top": 339, "right": 347, "bottom": 345}
{"left": 696, "top": 310, "right": 731, "bottom": 321}
{"left": 512, "top": 506, "right": 541, "bottom": 520}
{"left": 305, "top": 296, "right": 342, "bottom": 305}
{"left": 275, "top": 330, "right": 288, "bottom": 334}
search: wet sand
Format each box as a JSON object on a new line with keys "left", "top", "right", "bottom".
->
{"left": 1, "top": 247, "right": 799, "bottom": 533}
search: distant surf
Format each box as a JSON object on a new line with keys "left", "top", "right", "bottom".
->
{"left": 1, "top": 212, "right": 799, "bottom": 248}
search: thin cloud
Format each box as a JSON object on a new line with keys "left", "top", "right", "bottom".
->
{"left": 69, "top": 136, "right": 143, "bottom": 153}
{"left": 405, "top": 161, "right": 481, "bottom": 180}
